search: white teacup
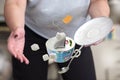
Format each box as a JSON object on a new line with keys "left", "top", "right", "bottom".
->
{"left": 46, "top": 37, "right": 75, "bottom": 63}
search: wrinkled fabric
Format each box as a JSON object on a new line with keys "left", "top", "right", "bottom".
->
{"left": 25, "top": 0, "right": 90, "bottom": 39}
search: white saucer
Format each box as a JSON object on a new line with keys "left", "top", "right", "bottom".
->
{"left": 74, "top": 17, "right": 113, "bottom": 45}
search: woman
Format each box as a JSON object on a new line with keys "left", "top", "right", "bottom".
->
{"left": 4, "top": 0, "right": 110, "bottom": 80}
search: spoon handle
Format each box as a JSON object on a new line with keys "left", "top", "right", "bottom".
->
{"left": 67, "top": 45, "right": 83, "bottom": 68}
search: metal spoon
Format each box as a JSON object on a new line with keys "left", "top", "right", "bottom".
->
{"left": 58, "top": 46, "right": 83, "bottom": 74}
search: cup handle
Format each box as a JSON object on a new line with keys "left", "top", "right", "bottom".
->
{"left": 71, "top": 49, "right": 81, "bottom": 58}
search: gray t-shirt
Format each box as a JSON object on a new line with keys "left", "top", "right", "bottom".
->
{"left": 25, "top": 0, "right": 90, "bottom": 39}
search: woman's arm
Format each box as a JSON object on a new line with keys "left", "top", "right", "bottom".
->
{"left": 4, "top": 0, "right": 29, "bottom": 64}
{"left": 88, "top": 0, "right": 111, "bottom": 46}
{"left": 89, "top": 0, "right": 110, "bottom": 18}
{"left": 4, "top": 0, "right": 27, "bottom": 31}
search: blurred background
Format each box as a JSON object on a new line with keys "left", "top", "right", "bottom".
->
{"left": 0, "top": 0, "right": 120, "bottom": 80}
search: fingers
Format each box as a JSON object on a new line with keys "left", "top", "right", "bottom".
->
{"left": 111, "top": 26, "right": 115, "bottom": 32}
{"left": 15, "top": 50, "right": 29, "bottom": 64}
{"left": 8, "top": 43, "right": 29, "bottom": 64}
{"left": 84, "top": 45, "right": 90, "bottom": 47}
{"left": 22, "top": 54, "right": 29, "bottom": 64}
{"left": 16, "top": 50, "right": 24, "bottom": 63}
{"left": 17, "top": 54, "right": 29, "bottom": 64}
{"left": 7, "top": 39, "right": 17, "bottom": 58}
{"left": 93, "top": 38, "right": 105, "bottom": 45}
{"left": 84, "top": 39, "right": 105, "bottom": 47}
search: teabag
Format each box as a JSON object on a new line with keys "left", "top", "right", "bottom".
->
{"left": 54, "top": 32, "right": 66, "bottom": 49}
{"left": 43, "top": 32, "right": 75, "bottom": 63}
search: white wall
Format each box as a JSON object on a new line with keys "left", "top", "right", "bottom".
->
{"left": 0, "top": 0, "right": 4, "bottom": 15}
{"left": 92, "top": 40, "right": 120, "bottom": 80}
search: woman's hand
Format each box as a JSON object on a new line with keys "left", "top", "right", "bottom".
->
{"left": 84, "top": 38, "right": 105, "bottom": 47}
{"left": 7, "top": 27, "right": 29, "bottom": 64}
{"left": 84, "top": 25, "right": 114, "bottom": 47}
